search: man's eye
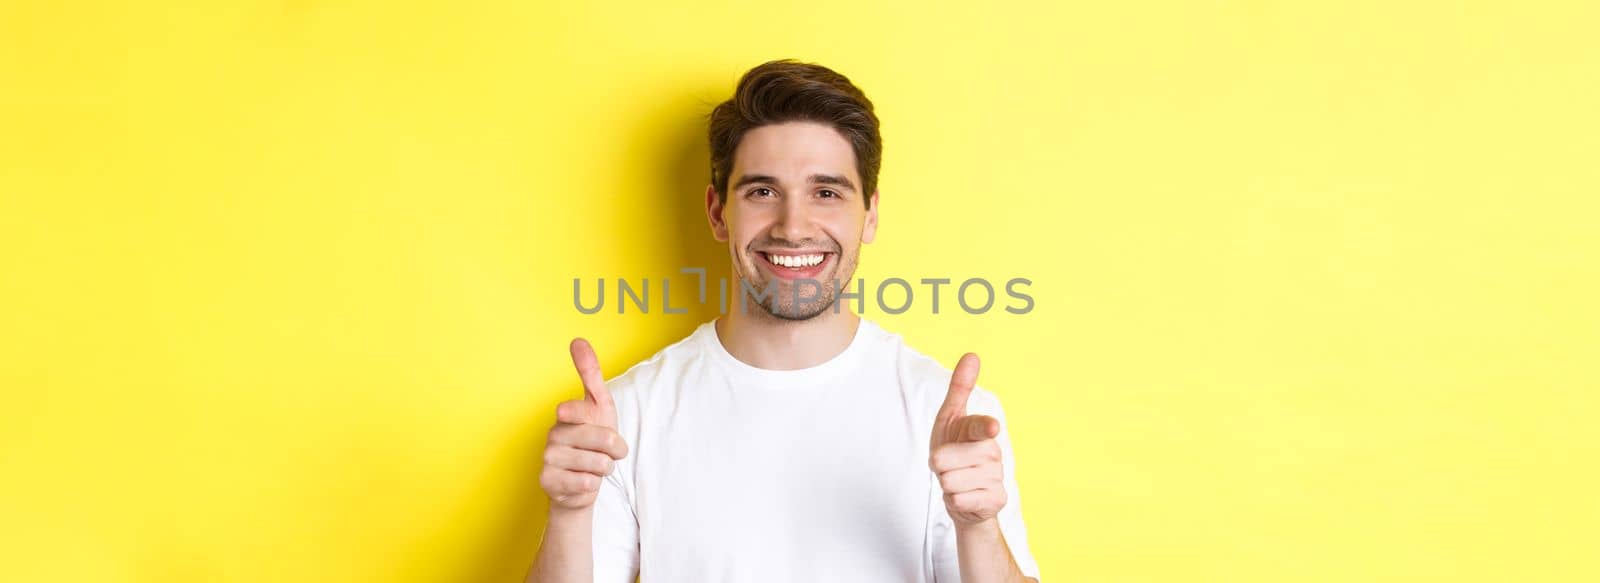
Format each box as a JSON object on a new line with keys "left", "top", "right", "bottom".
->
{"left": 750, "top": 187, "right": 775, "bottom": 198}
{"left": 818, "top": 190, "right": 839, "bottom": 199}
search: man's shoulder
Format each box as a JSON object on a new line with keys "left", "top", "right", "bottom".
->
{"left": 866, "top": 319, "right": 948, "bottom": 379}
{"left": 868, "top": 319, "right": 1005, "bottom": 412}
{"left": 601, "top": 321, "right": 715, "bottom": 396}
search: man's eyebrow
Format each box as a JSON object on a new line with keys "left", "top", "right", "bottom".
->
{"left": 809, "top": 174, "right": 856, "bottom": 192}
{"left": 731, "top": 173, "right": 857, "bottom": 192}
{"left": 732, "top": 174, "right": 778, "bottom": 189}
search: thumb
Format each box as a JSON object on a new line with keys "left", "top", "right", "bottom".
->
{"left": 569, "top": 337, "right": 617, "bottom": 427}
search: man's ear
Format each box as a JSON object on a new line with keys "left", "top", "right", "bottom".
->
{"left": 705, "top": 184, "right": 729, "bottom": 242}
{"left": 862, "top": 189, "right": 880, "bottom": 244}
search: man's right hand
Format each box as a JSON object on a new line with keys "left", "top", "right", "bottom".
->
{"left": 540, "top": 338, "right": 629, "bottom": 510}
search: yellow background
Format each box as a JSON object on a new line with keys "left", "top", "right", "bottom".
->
{"left": 3, "top": 1, "right": 1597, "bottom": 581}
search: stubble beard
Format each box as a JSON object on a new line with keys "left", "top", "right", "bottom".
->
{"left": 736, "top": 248, "right": 858, "bottom": 322}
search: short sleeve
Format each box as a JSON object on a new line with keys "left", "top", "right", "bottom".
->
{"left": 591, "top": 454, "right": 640, "bottom": 582}
{"left": 930, "top": 386, "right": 1041, "bottom": 581}
{"left": 591, "top": 375, "right": 642, "bottom": 583}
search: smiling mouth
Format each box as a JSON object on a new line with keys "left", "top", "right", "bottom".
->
{"left": 759, "top": 251, "right": 834, "bottom": 279}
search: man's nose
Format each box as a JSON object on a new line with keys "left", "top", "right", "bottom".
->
{"left": 771, "top": 196, "right": 816, "bottom": 241}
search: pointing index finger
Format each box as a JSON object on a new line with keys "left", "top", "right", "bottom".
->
{"left": 951, "top": 414, "right": 1000, "bottom": 442}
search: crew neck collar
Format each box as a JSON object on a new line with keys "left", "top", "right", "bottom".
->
{"left": 699, "top": 317, "right": 874, "bottom": 389}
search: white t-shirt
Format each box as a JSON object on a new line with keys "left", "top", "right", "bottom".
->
{"left": 591, "top": 318, "right": 1040, "bottom": 582}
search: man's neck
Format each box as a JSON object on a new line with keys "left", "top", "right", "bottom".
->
{"left": 714, "top": 305, "right": 861, "bottom": 371}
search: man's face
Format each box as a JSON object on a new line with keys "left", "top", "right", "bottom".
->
{"left": 706, "top": 121, "right": 879, "bottom": 320}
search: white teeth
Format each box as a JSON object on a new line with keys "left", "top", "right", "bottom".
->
{"left": 767, "top": 253, "right": 825, "bottom": 268}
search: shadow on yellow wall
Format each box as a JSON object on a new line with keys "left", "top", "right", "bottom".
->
{"left": 464, "top": 83, "right": 733, "bottom": 582}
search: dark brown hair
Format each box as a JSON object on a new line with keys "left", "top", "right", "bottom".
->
{"left": 708, "top": 59, "right": 881, "bottom": 208}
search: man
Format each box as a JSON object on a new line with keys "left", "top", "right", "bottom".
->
{"left": 527, "top": 59, "right": 1040, "bottom": 582}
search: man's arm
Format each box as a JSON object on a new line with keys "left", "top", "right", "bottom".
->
{"left": 931, "top": 353, "right": 1040, "bottom": 583}
{"left": 528, "top": 507, "right": 596, "bottom": 583}
{"left": 525, "top": 339, "right": 630, "bottom": 583}
{"left": 954, "top": 519, "right": 1037, "bottom": 583}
